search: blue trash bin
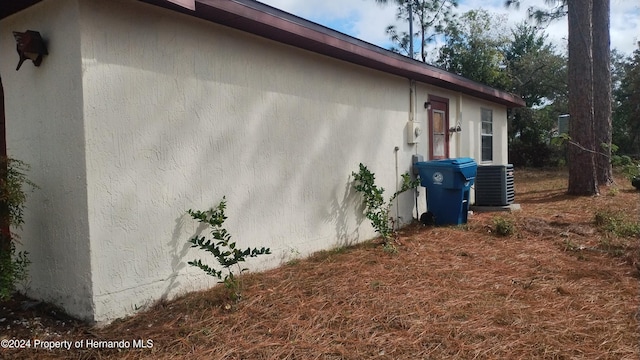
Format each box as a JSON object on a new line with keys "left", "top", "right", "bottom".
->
{"left": 415, "top": 158, "right": 477, "bottom": 225}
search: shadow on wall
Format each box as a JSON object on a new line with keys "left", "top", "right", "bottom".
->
{"left": 275, "top": 175, "right": 365, "bottom": 265}
{"left": 162, "top": 213, "right": 208, "bottom": 300}
{"left": 50, "top": 0, "right": 410, "bottom": 317}
{"left": 326, "top": 176, "right": 364, "bottom": 249}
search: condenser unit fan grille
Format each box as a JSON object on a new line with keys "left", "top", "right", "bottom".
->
{"left": 474, "top": 164, "right": 515, "bottom": 206}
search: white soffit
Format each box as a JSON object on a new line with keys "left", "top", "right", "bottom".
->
{"left": 166, "top": 0, "right": 195, "bottom": 11}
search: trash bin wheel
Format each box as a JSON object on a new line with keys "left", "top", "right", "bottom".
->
{"left": 420, "top": 211, "right": 435, "bottom": 226}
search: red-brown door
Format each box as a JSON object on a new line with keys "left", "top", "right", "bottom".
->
{"left": 428, "top": 95, "right": 449, "bottom": 160}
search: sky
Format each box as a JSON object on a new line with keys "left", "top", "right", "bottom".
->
{"left": 258, "top": 0, "right": 640, "bottom": 58}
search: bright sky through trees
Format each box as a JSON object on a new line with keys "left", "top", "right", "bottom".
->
{"left": 260, "top": 0, "right": 639, "bottom": 56}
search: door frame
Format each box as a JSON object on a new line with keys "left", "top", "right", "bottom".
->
{"left": 427, "top": 94, "right": 450, "bottom": 160}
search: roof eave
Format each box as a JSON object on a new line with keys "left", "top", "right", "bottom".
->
{"left": 0, "top": 0, "right": 41, "bottom": 21}
{"left": 1, "top": 0, "right": 526, "bottom": 108}
{"left": 161, "top": 0, "right": 525, "bottom": 108}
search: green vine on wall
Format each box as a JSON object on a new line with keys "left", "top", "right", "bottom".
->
{"left": 352, "top": 163, "right": 419, "bottom": 252}
{"left": 0, "top": 158, "right": 37, "bottom": 301}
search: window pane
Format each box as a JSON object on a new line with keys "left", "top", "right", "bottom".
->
{"left": 482, "top": 135, "right": 492, "bottom": 161}
{"left": 482, "top": 108, "right": 493, "bottom": 122}
{"left": 482, "top": 121, "right": 492, "bottom": 134}
{"left": 481, "top": 108, "right": 493, "bottom": 135}
{"left": 433, "top": 134, "right": 445, "bottom": 157}
{"left": 433, "top": 111, "right": 444, "bottom": 133}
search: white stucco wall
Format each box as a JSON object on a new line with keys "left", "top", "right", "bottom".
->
{"left": 0, "top": 0, "right": 94, "bottom": 319}
{"left": 462, "top": 98, "right": 509, "bottom": 166}
{"left": 413, "top": 84, "right": 509, "bottom": 165}
{"left": 1, "top": 0, "right": 512, "bottom": 322}
{"left": 78, "top": 0, "right": 422, "bottom": 322}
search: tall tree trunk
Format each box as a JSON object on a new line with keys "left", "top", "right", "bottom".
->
{"left": 567, "top": 0, "right": 599, "bottom": 195}
{"left": 592, "top": 0, "right": 612, "bottom": 185}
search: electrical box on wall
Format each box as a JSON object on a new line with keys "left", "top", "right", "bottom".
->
{"left": 412, "top": 154, "right": 424, "bottom": 175}
{"left": 407, "top": 121, "right": 422, "bottom": 144}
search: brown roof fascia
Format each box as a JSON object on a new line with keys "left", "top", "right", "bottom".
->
{"left": 0, "top": 0, "right": 41, "bottom": 21}
{"left": 146, "top": 0, "right": 525, "bottom": 108}
{"left": 1, "top": 0, "right": 525, "bottom": 107}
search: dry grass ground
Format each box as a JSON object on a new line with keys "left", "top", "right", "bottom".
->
{"left": 1, "top": 168, "right": 639, "bottom": 359}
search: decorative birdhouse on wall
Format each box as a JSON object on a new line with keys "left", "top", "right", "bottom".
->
{"left": 13, "top": 30, "right": 48, "bottom": 71}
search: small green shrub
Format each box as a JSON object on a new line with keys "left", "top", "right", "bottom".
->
{"left": 493, "top": 216, "right": 516, "bottom": 237}
{"left": 618, "top": 162, "right": 639, "bottom": 182}
{"left": 351, "top": 163, "right": 419, "bottom": 248}
{"left": 382, "top": 242, "right": 399, "bottom": 255}
{"left": 0, "top": 242, "right": 30, "bottom": 301}
{"left": 0, "top": 158, "right": 37, "bottom": 301}
{"left": 610, "top": 154, "right": 634, "bottom": 167}
{"left": 187, "top": 197, "right": 271, "bottom": 301}
{"left": 562, "top": 239, "right": 582, "bottom": 252}
{"left": 594, "top": 210, "right": 640, "bottom": 238}
{"left": 609, "top": 145, "right": 640, "bottom": 181}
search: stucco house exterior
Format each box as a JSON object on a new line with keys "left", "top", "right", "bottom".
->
{"left": 0, "top": 0, "right": 525, "bottom": 322}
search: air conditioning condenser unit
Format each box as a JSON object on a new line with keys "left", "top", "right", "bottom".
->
{"left": 474, "top": 164, "right": 515, "bottom": 206}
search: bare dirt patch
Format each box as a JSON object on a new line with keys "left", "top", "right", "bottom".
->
{"left": 2, "top": 169, "right": 639, "bottom": 359}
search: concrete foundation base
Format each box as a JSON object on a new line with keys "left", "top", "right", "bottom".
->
{"left": 470, "top": 204, "right": 521, "bottom": 212}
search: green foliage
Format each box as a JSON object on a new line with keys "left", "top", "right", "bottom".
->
{"left": 0, "top": 159, "right": 37, "bottom": 230}
{"left": 437, "top": 9, "right": 511, "bottom": 90}
{"left": 0, "top": 243, "right": 30, "bottom": 301}
{"left": 610, "top": 154, "right": 633, "bottom": 167}
{"left": 436, "top": 13, "right": 568, "bottom": 167}
{"left": 509, "top": 139, "right": 566, "bottom": 168}
{"left": 594, "top": 210, "right": 640, "bottom": 238}
{"left": 352, "top": 163, "right": 419, "bottom": 249}
{"left": 607, "top": 142, "right": 639, "bottom": 182}
{"left": 380, "top": 0, "right": 459, "bottom": 62}
{"left": 0, "top": 158, "right": 37, "bottom": 301}
{"left": 610, "top": 154, "right": 639, "bottom": 181}
{"left": 492, "top": 216, "right": 516, "bottom": 237}
{"left": 187, "top": 197, "right": 271, "bottom": 301}
{"left": 561, "top": 239, "right": 582, "bottom": 253}
{"left": 606, "top": 187, "right": 619, "bottom": 197}
{"left": 504, "top": 22, "right": 567, "bottom": 107}
{"left": 505, "top": 24, "right": 568, "bottom": 168}
{"left": 382, "top": 242, "right": 399, "bottom": 255}
{"left": 612, "top": 43, "right": 640, "bottom": 156}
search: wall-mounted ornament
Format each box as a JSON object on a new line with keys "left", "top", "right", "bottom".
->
{"left": 13, "top": 30, "right": 48, "bottom": 71}
{"left": 449, "top": 122, "right": 462, "bottom": 134}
